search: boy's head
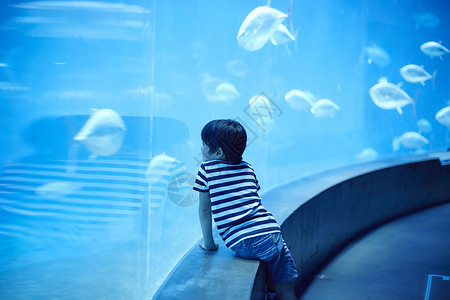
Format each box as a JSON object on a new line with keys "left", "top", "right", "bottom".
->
{"left": 201, "top": 119, "right": 247, "bottom": 164}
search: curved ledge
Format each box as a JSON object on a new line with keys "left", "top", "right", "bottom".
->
{"left": 154, "top": 153, "right": 450, "bottom": 299}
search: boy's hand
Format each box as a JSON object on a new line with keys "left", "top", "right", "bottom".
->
{"left": 199, "top": 241, "right": 219, "bottom": 251}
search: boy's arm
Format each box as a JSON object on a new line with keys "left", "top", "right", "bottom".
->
{"left": 198, "top": 191, "right": 218, "bottom": 251}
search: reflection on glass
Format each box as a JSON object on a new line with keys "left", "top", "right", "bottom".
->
{"left": 0, "top": 0, "right": 449, "bottom": 299}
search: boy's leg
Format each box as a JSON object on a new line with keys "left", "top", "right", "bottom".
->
{"left": 273, "top": 280, "right": 296, "bottom": 300}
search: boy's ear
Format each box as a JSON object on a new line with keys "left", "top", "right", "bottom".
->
{"left": 216, "top": 147, "right": 224, "bottom": 158}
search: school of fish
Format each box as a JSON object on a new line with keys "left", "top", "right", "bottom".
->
{"left": 233, "top": 3, "right": 448, "bottom": 156}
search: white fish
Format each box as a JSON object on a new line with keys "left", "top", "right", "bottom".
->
{"left": 435, "top": 106, "right": 450, "bottom": 128}
{"left": 226, "top": 59, "right": 248, "bottom": 77}
{"left": 215, "top": 82, "right": 240, "bottom": 101}
{"left": 355, "top": 148, "right": 378, "bottom": 161}
{"left": 400, "top": 64, "right": 434, "bottom": 86}
{"left": 362, "top": 44, "right": 391, "bottom": 67}
{"left": 420, "top": 41, "right": 449, "bottom": 60}
{"left": 416, "top": 118, "right": 432, "bottom": 133}
{"left": 413, "top": 12, "right": 440, "bottom": 29}
{"left": 311, "top": 99, "right": 340, "bottom": 118}
{"left": 74, "top": 109, "right": 126, "bottom": 157}
{"left": 202, "top": 77, "right": 239, "bottom": 103}
{"left": 393, "top": 131, "right": 429, "bottom": 151}
{"left": 369, "top": 78, "right": 414, "bottom": 115}
{"left": 284, "top": 89, "right": 315, "bottom": 111}
{"left": 270, "top": 23, "right": 295, "bottom": 46}
{"left": 237, "top": 6, "right": 287, "bottom": 51}
{"left": 36, "top": 181, "right": 79, "bottom": 199}
{"left": 202, "top": 76, "right": 221, "bottom": 102}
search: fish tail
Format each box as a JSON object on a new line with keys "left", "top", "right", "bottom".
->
{"left": 432, "top": 70, "right": 437, "bottom": 89}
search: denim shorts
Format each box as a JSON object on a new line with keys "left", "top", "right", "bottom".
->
{"left": 230, "top": 233, "right": 299, "bottom": 284}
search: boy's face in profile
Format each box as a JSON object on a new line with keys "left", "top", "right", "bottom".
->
{"left": 201, "top": 144, "right": 222, "bottom": 161}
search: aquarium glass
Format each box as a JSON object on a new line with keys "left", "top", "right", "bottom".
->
{"left": 0, "top": 0, "right": 449, "bottom": 298}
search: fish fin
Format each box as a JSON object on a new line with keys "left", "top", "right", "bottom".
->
{"left": 89, "top": 154, "right": 98, "bottom": 160}
{"left": 397, "top": 82, "right": 403, "bottom": 88}
{"left": 421, "top": 81, "right": 425, "bottom": 86}
{"left": 432, "top": 70, "right": 437, "bottom": 88}
{"left": 290, "top": 27, "right": 299, "bottom": 53}
{"left": 378, "top": 77, "right": 388, "bottom": 83}
{"left": 270, "top": 36, "right": 278, "bottom": 46}
{"left": 73, "top": 133, "right": 86, "bottom": 141}
{"left": 396, "top": 107, "right": 403, "bottom": 115}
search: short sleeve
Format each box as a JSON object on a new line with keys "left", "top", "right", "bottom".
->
{"left": 193, "top": 163, "right": 209, "bottom": 192}
{"left": 254, "top": 174, "right": 261, "bottom": 191}
{"left": 248, "top": 163, "right": 261, "bottom": 191}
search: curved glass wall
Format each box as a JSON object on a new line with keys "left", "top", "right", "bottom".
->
{"left": 1, "top": 0, "right": 449, "bottom": 298}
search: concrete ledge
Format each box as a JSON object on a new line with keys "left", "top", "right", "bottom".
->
{"left": 154, "top": 153, "right": 450, "bottom": 299}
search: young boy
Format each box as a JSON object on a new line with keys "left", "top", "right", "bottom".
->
{"left": 193, "top": 119, "right": 298, "bottom": 300}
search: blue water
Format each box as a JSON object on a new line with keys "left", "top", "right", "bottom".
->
{"left": 0, "top": 0, "right": 449, "bottom": 298}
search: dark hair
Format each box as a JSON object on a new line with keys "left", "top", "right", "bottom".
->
{"left": 201, "top": 119, "right": 247, "bottom": 164}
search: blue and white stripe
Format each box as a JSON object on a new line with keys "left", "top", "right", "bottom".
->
{"left": 0, "top": 156, "right": 151, "bottom": 242}
{"left": 193, "top": 160, "right": 280, "bottom": 248}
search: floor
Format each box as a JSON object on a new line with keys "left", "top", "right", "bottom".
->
{"left": 301, "top": 202, "right": 450, "bottom": 300}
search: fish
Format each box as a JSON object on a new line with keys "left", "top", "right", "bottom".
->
{"left": 270, "top": 23, "right": 295, "bottom": 46}
{"left": 284, "top": 89, "right": 315, "bottom": 111}
{"left": 202, "top": 76, "right": 239, "bottom": 103}
{"left": 74, "top": 109, "right": 126, "bottom": 157}
{"left": 399, "top": 64, "right": 435, "bottom": 86}
{"left": 412, "top": 12, "right": 440, "bottom": 29}
{"left": 362, "top": 44, "right": 391, "bottom": 67}
{"left": 393, "top": 131, "right": 429, "bottom": 151}
{"left": 420, "top": 41, "right": 449, "bottom": 60}
{"left": 355, "top": 148, "right": 378, "bottom": 161}
{"left": 237, "top": 6, "right": 287, "bottom": 51}
{"left": 215, "top": 82, "right": 240, "bottom": 101}
{"left": 226, "top": 59, "right": 248, "bottom": 77}
{"left": 435, "top": 106, "right": 450, "bottom": 128}
{"left": 310, "top": 99, "right": 340, "bottom": 118}
{"left": 35, "top": 181, "right": 79, "bottom": 199}
{"left": 369, "top": 78, "right": 414, "bottom": 115}
{"left": 416, "top": 118, "right": 432, "bottom": 133}
{"left": 248, "top": 92, "right": 277, "bottom": 129}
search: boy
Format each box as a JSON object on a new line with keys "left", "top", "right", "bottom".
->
{"left": 193, "top": 119, "right": 298, "bottom": 300}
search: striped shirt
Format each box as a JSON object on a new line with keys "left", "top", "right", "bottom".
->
{"left": 0, "top": 156, "right": 150, "bottom": 245}
{"left": 193, "top": 160, "right": 280, "bottom": 248}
